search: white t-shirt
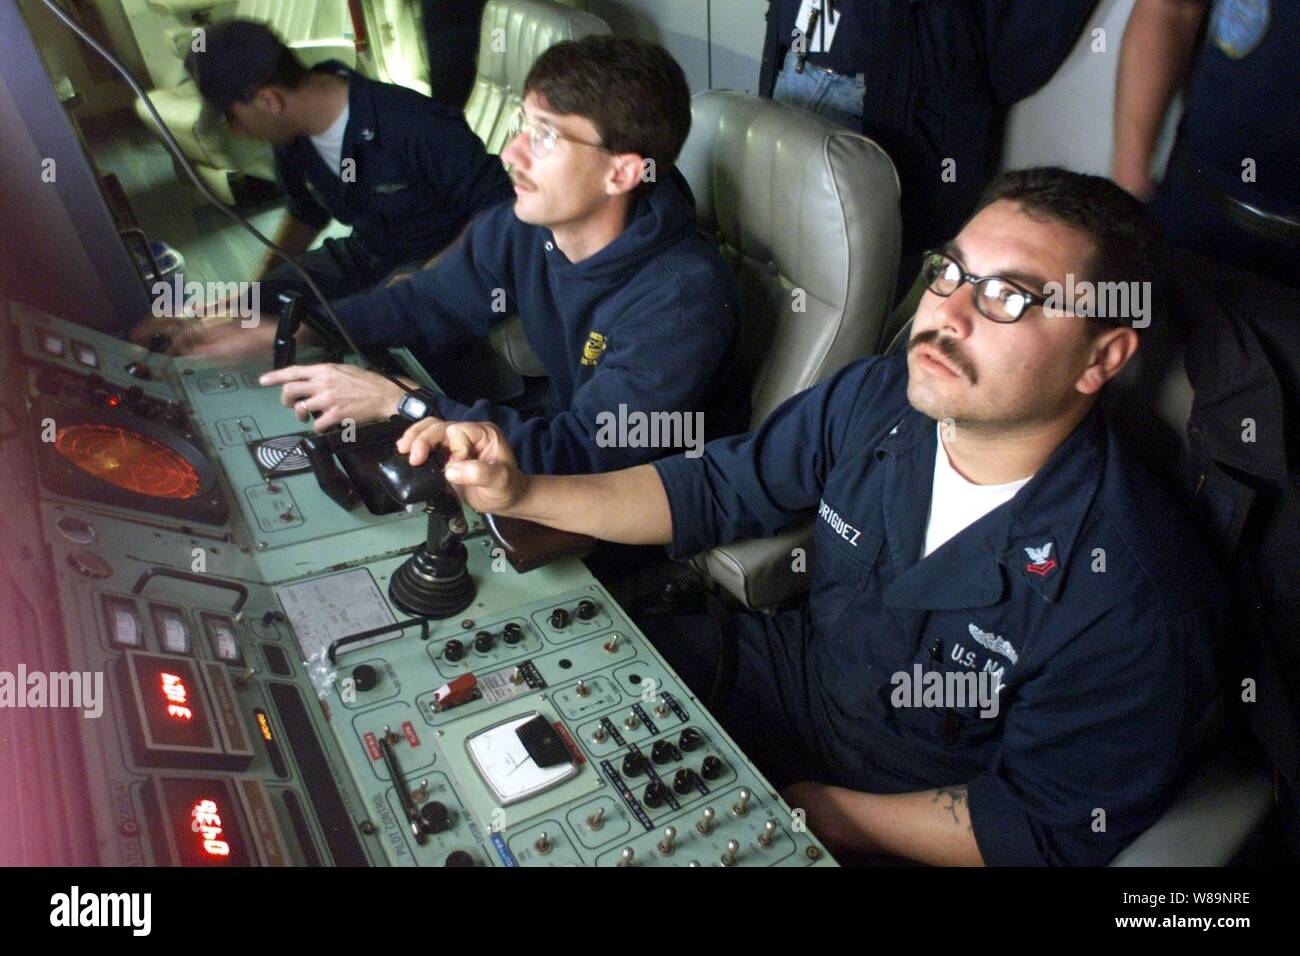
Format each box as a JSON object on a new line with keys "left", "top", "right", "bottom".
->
{"left": 309, "top": 103, "right": 350, "bottom": 178}
{"left": 921, "top": 423, "right": 1033, "bottom": 558}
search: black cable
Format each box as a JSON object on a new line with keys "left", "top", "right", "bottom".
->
{"left": 38, "top": 0, "right": 412, "bottom": 396}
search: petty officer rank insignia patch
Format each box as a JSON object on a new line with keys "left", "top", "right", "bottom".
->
{"left": 580, "top": 331, "right": 607, "bottom": 367}
{"left": 1024, "top": 540, "right": 1058, "bottom": 577}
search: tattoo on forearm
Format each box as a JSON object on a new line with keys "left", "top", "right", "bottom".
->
{"left": 933, "top": 786, "right": 969, "bottom": 828}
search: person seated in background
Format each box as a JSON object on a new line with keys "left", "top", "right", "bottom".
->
{"left": 397, "top": 168, "right": 1226, "bottom": 866}
{"left": 185, "top": 18, "right": 513, "bottom": 304}
{"left": 155, "top": 35, "right": 749, "bottom": 478}
{"left": 1112, "top": 0, "right": 1299, "bottom": 288}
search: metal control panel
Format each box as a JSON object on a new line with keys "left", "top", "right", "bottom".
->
{"left": 5, "top": 302, "right": 834, "bottom": 867}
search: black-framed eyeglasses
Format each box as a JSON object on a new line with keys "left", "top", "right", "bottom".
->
{"left": 920, "top": 249, "right": 1050, "bottom": 323}
{"left": 507, "top": 106, "right": 608, "bottom": 158}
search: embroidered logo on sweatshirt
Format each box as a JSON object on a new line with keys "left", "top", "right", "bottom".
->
{"left": 580, "top": 331, "right": 608, "bottom": 367}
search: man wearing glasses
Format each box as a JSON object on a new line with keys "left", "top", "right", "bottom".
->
{"left": 397, "top": 168, "right": 1225, "bottom": 866}
{"left": 172, "top": 35, "right": 748, "bottom": 478}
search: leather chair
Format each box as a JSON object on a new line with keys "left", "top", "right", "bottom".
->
{"left": 134, "top": 0, "right": 356, "bottom": 204}
{"left": 464, "top": 0, "right": 610, "bottom": 154}
{"left": 680, "top": 90, "right": 901, "bottom": 610}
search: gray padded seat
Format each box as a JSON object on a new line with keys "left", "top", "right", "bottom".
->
{"left": 464, "top": 0, "right": 610, "bottom": 154}
{"left": 678, "top": 90, "right": 901, "bottom": 610}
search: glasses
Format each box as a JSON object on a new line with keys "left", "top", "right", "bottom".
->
{"left": 507, "top": 106, "right": 608, "bottom": 158}
{"left": 920, "top": 250, "right": 1050, "bottom": 323}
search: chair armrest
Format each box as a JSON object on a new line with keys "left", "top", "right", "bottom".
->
{"left": 488, "top": 315, "right": 548, "bottom": 378}
{"left": 695, "top": 520, "right": 813, "bottom": 611}
{"left": 1109, "top": 747, "right": 1272, "bottom": 866}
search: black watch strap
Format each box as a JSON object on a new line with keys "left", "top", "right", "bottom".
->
{"left": 397, "top": 386, "right": 439, "bottom": 422}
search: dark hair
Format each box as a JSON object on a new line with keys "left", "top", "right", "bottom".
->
{"left": 973, "top": 167, "right": 1164, "bottom": 331}
{"left": 523, "top": 36, "right": 692, "bottom": 182}
{"left": 185, "top": 19, "right": 309, "bottom": 113}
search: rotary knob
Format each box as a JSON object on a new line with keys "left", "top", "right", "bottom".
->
{"left": 443, "top": 639, "right": 465, "bottom": 662}
{"left": 419, "top": 801, "right": 451, "bottom": 834}
{"left": 549, "top": 608, "right": 570, "bottom": 629}
{"left": 642, "top": 781, "right": 668, "bottom": 809}
{"left": 473, "top": 630, "right": 494, "bottom": 653}
{"left": 672, "top": 768, "right": 699, "bottom": 794}
{"left": 350, "top": 664, "right": 378, "bottom": 692}
{"left": 502, "top": 622, "right": 524, "bottom": 645}
{"left": 700, "top": 755, "right": 725, "bottom": 780}
{"left": 575, "top": 599, "right": 597, "bottom": 620}
{"left": 444, "top": 850, "right": 474, "bottom": 867}
{"left": 678, "top": 727, "right": 704, "bottom": 752}
{"left": 650, "top": 740, "right": 680, "bottom": 765}
{"left": 621, "top": 752, "right": 645, "bottom": 777}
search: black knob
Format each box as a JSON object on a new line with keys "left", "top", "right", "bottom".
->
{"left": 642, "top": 781, "right": 668, "bottom": 809}
{"left": 502, "top": 622, "right": 524, "bottom": 645}
{"left": 621, "top": 752, "right": 645, "bottom": 777}
{"left": 549, "top": 608, "right": 570, "bottom": 629}
{"left": 678, "top": 727, "right": 704, "bottom": 752}
{"left": 147, "top": 332, "right": 171, "bottom": 354}
{"left": 350, "top": 664, "right": 378, "bottom": 692}
{"left": 444, "top": 850, "right": 474, "bottom": 867}
{"left": 650, "top": 740, "right": 680, "bottom": 765}
{"left": 672, "top": 768, "right": 699, "bottom": 794}
{"left": 700, "top": 755, "right": 725, "bottom": 780}
{"left": 575, "top": 599, "right": 597, "bottom": 621}
{"left": 125, "top": 361, "right": 153, "bottom": 381}
{"left": 473, "top": 630, "right": 494, "bottom": 653}
{"left": 420, "top": 801, "right": 452, "bottom": 833}
{"left": 443, "top": 639, "right": 465, "bottom": 662}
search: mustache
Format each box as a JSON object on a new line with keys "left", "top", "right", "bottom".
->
{"left": 907, "top": 329, "right": 978, "bottom": 384}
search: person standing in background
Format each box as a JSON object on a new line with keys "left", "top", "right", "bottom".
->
{"left": 759, "top": 1, "right": 1098, "bottom": 299}
{"left": 1113, "top": 0, "right": 1299, "bottom": 288}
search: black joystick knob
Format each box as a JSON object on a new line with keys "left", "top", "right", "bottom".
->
{"left": 650, "top": 740, "right": 680, "bottom": 765}
{"left": 443, "top": 639, "right": 465, "bottom": 662}
{"left": 386, "top": 457, "right": 476, "bottom": 620}
{"left": 420, "top": 801, "right": 452, "bottom": 834}
{"left": 642, "top": 781, "right": 668, "bottom": 809}
{"left": 700, "top": 755, "right": 725, "bottom": 780}
{"left": 678, "top": 727, "right": 704, "bottom": 752}
{"left": 444, "top": 850, "right": 474, "bottom": 867}
{"left": 549, "top": 608, "right": 570, "bottom": 629}
{"left": 673, "top": 768, "right": 699, "bottom": 794}
{"left": 621, "top": 752, "right": 645, "bottom": 777}
{"left": 575, "top": 599, "right": 597, "bottom": 620}
{"left": 351, "top": 664, "right": 379, "bottom": 692}
{"left": 502, "top": 622, "right": 524, "bottom": 645}
{"left": 473, "top": 631, "right": 494, "bottom": 653}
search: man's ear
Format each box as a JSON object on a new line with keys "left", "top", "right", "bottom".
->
{"left": 1075, "top": 326, "right": 1139, "bottom": 396}
{"left": 252, "top": 86, "right": 286, "bottom": 115}
{"left": 605, "top": 152, "right": 648, "bottom": 197}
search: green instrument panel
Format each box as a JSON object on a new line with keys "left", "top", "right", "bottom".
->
{"left": 14, "top": 304, "right": 834, "bottom": 868}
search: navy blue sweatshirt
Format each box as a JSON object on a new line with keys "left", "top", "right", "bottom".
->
{"left": 653, "top": 354, "right": 1225, "bottom": 865}
{"left": 333, "top": 169, "right": 750, "bottom": 474}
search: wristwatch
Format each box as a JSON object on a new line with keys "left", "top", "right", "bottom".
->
{"left": 396, "top": 386, "right": 439, "bottom": 422}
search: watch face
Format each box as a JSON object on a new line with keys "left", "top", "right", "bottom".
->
{"left": 401, "top": 395, "right": 429, "bottom": 420}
